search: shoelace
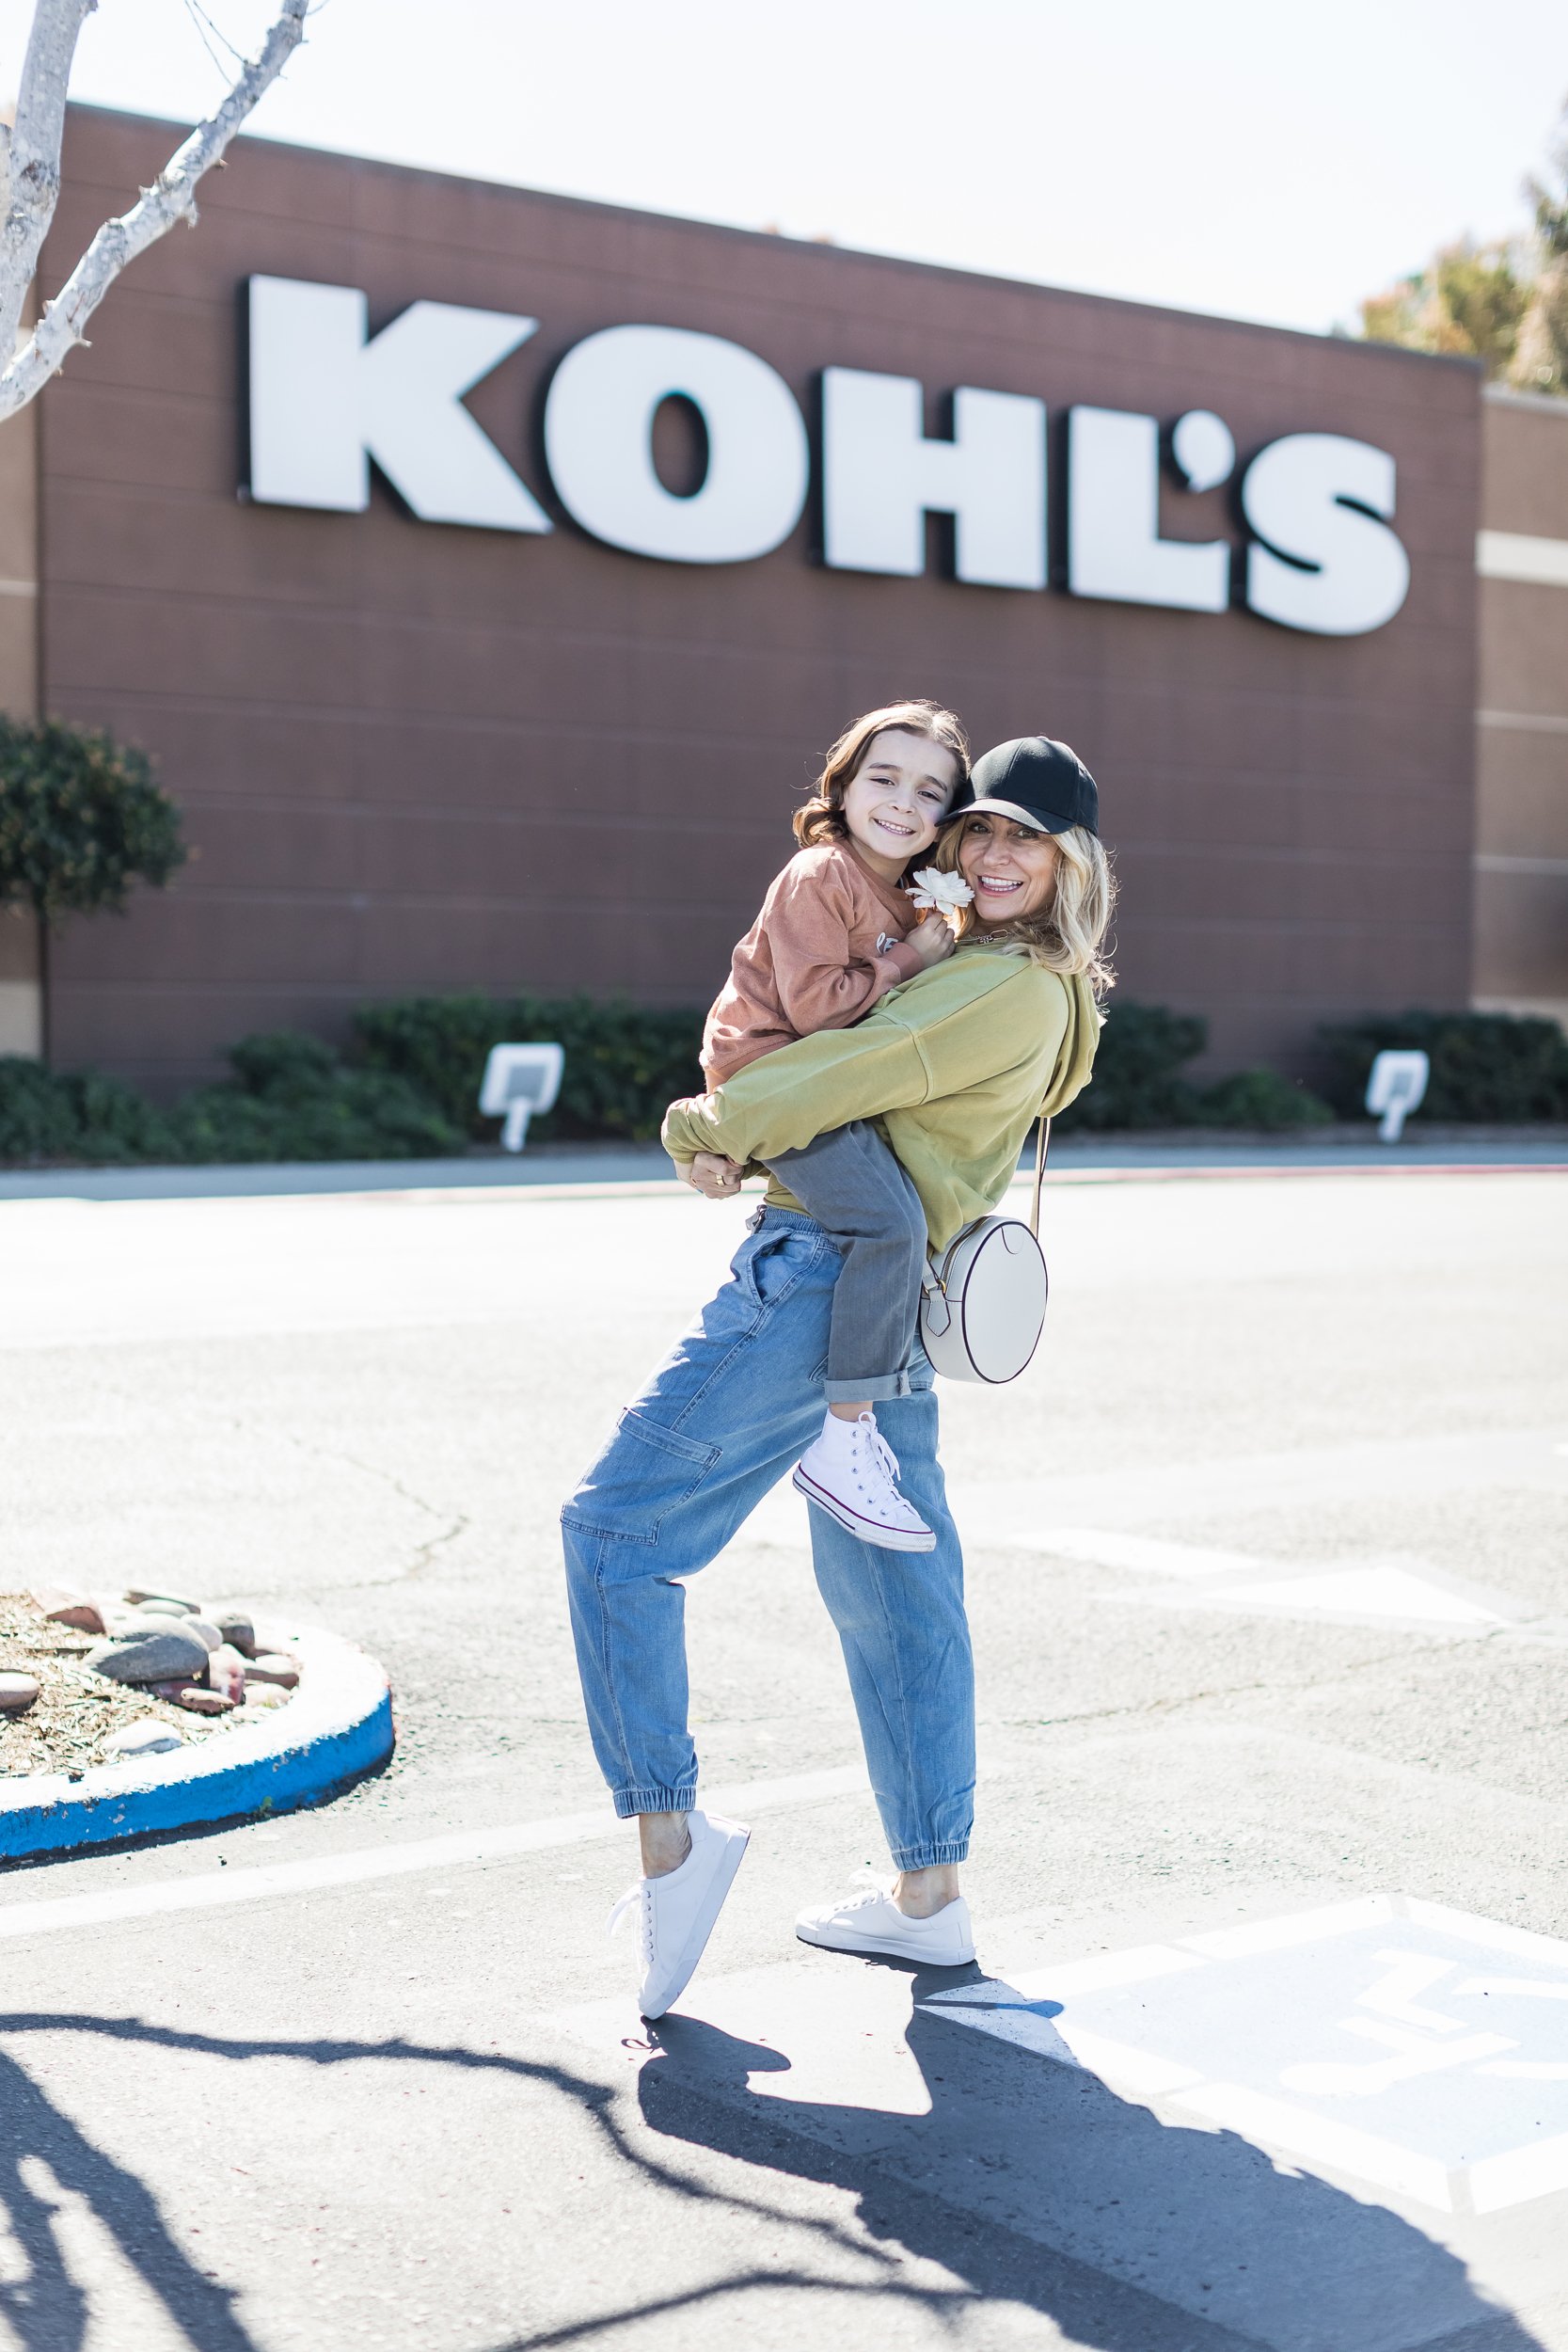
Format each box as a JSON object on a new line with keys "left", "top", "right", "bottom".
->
{"left": 834, "top": 1868, "right": 895, "bottom": 1913}
{"left": 852, "top": 1420, "right": 919, "bottom": 1520}
{"left": 608, "top": 1879, "right": 655, "bottom": 1968}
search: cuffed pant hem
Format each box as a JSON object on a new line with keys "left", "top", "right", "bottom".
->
{"left": 888, "top": 1838, "right": 970, "bottom": 1869}
{"left": 823, "top": 1370, "right": 912, "bottom": 1404}
{"left": 612, "top": 1786, "right": 696, "bottom": 1820}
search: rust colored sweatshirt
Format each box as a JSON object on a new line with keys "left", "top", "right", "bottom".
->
{"left": 702, "top": 841, "right": 927, "bottom": 1084}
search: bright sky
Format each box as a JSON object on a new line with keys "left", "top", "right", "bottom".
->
{"left": 4, "top": 0, "right": 1566, "bottom": 335}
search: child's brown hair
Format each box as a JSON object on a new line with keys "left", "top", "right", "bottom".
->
{"left": 793, "top": 700, "right": 970, "bottom": 849}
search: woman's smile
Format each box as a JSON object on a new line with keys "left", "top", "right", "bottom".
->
{"left": 956, "top": 815, "right": 1059, "bottom": 926}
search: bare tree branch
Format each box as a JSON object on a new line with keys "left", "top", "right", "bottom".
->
{"left": 0, "top": 0, "right": 309, "bottom": 422}
{"left": 0, "top": 0, "right": 97, "bottom": 367}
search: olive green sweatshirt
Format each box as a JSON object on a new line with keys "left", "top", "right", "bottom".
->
{"left": 661, "top": 946, "right": 1101, "bottom": 1249}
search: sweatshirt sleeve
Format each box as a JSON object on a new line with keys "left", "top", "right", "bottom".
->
{"left": 662, "top": 962, "right": 1051, "bottom": 1168}
{"left": 766, "top": 861, "right": 912, "bottom": 1034}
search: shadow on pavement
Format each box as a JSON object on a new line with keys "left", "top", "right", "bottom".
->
{"left": 0, "top": 2046, "right": 260, "bottom": 2352}
{"left": 0, "top": 2021, "right": 626, "bottom": 2352}
{"left": 0, "top": 2013, "right": 917, "bottom": 2350}
{"left": 626, "top": 1963, "right": 1549, "bottom": 2352}
{"left": 0, "top": 1991, "right": 1548, "bottom": 2352}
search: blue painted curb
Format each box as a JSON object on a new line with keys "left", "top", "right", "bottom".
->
{"left": 0, "top": 1630, "right": 393, "bottom": 1863}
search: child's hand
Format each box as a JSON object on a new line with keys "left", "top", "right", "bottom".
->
{"left": 685, "top": 1151, "right": 745, "bottom": 1199}
{"left": 906, "top": 913, "right": 956, "bottom": 969}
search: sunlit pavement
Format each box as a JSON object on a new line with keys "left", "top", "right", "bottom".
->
{"left": 1, "top": 1163, "right": 1565, "bottom": 2350}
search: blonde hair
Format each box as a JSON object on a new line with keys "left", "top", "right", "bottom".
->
{"left": 934, "top": 816, "right": 1117, "bottom": 995}
{"left": 794, "top": 700, "right": 970, "bottom": 850}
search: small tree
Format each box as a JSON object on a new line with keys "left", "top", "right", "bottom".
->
{"left": 0, "top": 714, "right": 184, "bottom": 923}
{"left": 1357, "top": 239, "right": 1530, "bottom": 377}
{"left": 1513, "top": 105, "right": 1568, "bottom": 396}
{"left": 0, "top": 0, "right": 309, "bottom": 420}
{"left": 1356, "top": 99, "right": 1568, "bottom": 398}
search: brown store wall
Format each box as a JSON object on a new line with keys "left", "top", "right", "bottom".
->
{"left": 0, "top": 295, "right": 41, "bottom": 1058}
{"left": 1473, "top": 389, "right": 1568, "bottom": 1025}
{"left": 37, "top": 108, "right": 1481, "bottom": 1092}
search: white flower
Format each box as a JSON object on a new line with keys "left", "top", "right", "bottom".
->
{"left": 909, "top": 867, "right": 974, "bottom": 914}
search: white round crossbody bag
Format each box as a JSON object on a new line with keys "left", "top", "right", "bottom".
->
{"left": 918, "top": 1116, "right": 1051, "bottom": 1385}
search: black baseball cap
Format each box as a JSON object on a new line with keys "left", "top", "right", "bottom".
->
{"left": 948, "top": 736, "right": 1099, "bottom": 838}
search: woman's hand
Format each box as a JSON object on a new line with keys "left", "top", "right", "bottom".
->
{"left": 905, "top": 913, "right": 956, "bottom": 970}
{"left": 685, "top": 1150, "right": 745, "bottom": 1199}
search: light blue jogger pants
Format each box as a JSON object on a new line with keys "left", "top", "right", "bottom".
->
{"left": 561, "top": 1206, "right": 975, "bottom": 1871}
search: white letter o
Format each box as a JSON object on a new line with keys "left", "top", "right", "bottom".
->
{"left": 542, "top": 325, "right": 809, "bottom": 564}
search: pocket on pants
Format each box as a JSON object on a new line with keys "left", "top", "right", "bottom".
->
{"left": 562, "top": 1408, "right": 721, "bottom": 1544}
{"left": 738, "top": 1223, "right": 823, "bottom": 1311}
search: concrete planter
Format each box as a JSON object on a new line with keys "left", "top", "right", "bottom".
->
{"left": 0, "top": 1629, "right": 392, "bottom": 1863}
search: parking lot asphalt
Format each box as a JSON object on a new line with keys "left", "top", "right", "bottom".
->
{"left": 1, "top": 1163, "right": 1564, "bottom": 2350}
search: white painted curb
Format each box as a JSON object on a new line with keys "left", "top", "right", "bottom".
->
{"left": 0, "top": 1629, "right": 393, "bottom": 1863}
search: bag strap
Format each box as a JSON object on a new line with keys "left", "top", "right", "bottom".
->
{"left": 1029, "top": 1112, "right": 1052, "bottom": 1240}
{"left": 925, "top": 1107, "right": 1052, "bottom": 1295}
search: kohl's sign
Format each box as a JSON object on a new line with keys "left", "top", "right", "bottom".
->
{"left": 244, "top": 276, "right": 1410, "bottom": 638}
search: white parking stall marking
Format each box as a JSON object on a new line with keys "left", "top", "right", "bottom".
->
{"left": 1016, "top": 1531, "right": 1523, "bottom": 1630}
{"left": 1015, "top": 1528, "right": 1261, "bottom": 1579}
{"left": 0, "top": 1761, "right": 872, "bottom": 1943}
{"left": 1355, "top": 1952, "right": 1474, "bottom": 2030}
{"left": 932, "top": 1895, "right": 1568, "bottom": 2215}
{"left": 1281, "top": 2026, "right": 1516, "bottom": 2099}
{"left": 1212, "top": 1565, "right": 1504, "bottom": 1624}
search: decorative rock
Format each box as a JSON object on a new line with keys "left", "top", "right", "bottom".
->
{"left": 245, "top": 1653, "right": 300, "bottom": 1690}
{"left": 123, "top": 1589, "right": 200, "bottom": 1614}
{"left": 0, "top": 1673, "right": 41, "bottom": 1716}
{"left": 131, "top": 1600, "right": 194, "bottom": 1621}
{"left": 169, "top": 1686, "right": 234, "bottom": 1715}
{"left": 104, "top": 1719, "right": 183, "bottom": 1757}
{"left": 30, "top": 1586, "right": 106, "bottom": 1634}
{"left": 86, "top": 1626, "right": 211, "bottom": 1686}
{"left": 243, "top": 1680, "right": 290, "bottom": 1708}
{"left": 207, "top": 1645, "right": 247, "bottom": 1706}
{"left": 211, "top": 1609, "right": 257, "bottom": 1659}
{"left": 99, "top": 1608, "right": 175, "bottom": 1640}
{"left": 182, "top": 1617, "right": 223, "bottom": 1653}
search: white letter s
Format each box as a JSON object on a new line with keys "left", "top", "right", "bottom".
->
{"left": 1242, "top": 434, "right": 1409, "bottom": 636}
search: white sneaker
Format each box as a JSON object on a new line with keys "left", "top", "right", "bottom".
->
{"left": 796, "top": 1883, "right": 976, "bottom": 1967}
{"left": 793, "top": 1411, "right": 936, "bottom": 1552}
{"left": 608, "top": 1809, "right": 751, "bottom": 2019}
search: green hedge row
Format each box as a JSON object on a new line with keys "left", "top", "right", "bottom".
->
{"left": 2, "top": 998, "right": 1564, "bottom": 1167}
{"left": 353, "top": 993, "right": 705, "bottom": 1141}
{"left": 1315, "top": 1010, "right": 1568, "bottom": 1122}
{"left": 0, "top": 1032, "right": 464, "bottom": 1167}
{"left": 1055, "top": 1003, "right": 1333, "bottom": 1131}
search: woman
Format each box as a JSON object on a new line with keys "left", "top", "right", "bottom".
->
{"left": 562, "top": 734, "right": 1116, "bottom": 2019}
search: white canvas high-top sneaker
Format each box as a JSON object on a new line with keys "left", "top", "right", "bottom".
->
{"left": 793, "top": 1410, "right": 936, "bottom": 1552}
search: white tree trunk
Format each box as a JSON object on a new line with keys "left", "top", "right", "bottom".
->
{"left": 0, "top": 0, "right": 309, "bottom": 422}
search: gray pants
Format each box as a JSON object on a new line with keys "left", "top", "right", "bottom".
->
{"left": 765, "top": 1120, "right": 928, "bottom": 1404}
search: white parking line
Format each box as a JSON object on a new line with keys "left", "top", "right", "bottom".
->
{"left": 0, "top": 1762, "right": 872, "bottom": 1943}
{"left": 1009, "top": 1530, "right": 1528, "bottom": 1629}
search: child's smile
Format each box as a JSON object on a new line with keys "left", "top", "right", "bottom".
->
{"left": 840, "top": 727, "right": 961, "bottom": 882}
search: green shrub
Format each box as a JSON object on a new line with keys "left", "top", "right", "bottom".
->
{"left": 167, "top": 1030, "right": 467, "bottom": 1162}
{"left": 355, "top": 993, "right": 706, "bottom": 1142}
{"left": 1057, "top": 1002, "right": 1208, "bottom": 1129}
{"left": 0, "top": 1056, "right": 176, "bottom": 1164}
{"left": 1059, "top": 1001, "right": 1334, "bottom": 1131}
{"left": 1195, "top": 1067, "right": 1335, "bottom": 1130}
{"left": 1316, "top": 1010, "right": 1568, "bottom": 1122}
{"left": 0, "top": 716, "right": 184, "bottom": 921}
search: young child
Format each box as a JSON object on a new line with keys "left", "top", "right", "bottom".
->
{"left": 689, "top": 699, "right": 971, "bottom": 1552}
